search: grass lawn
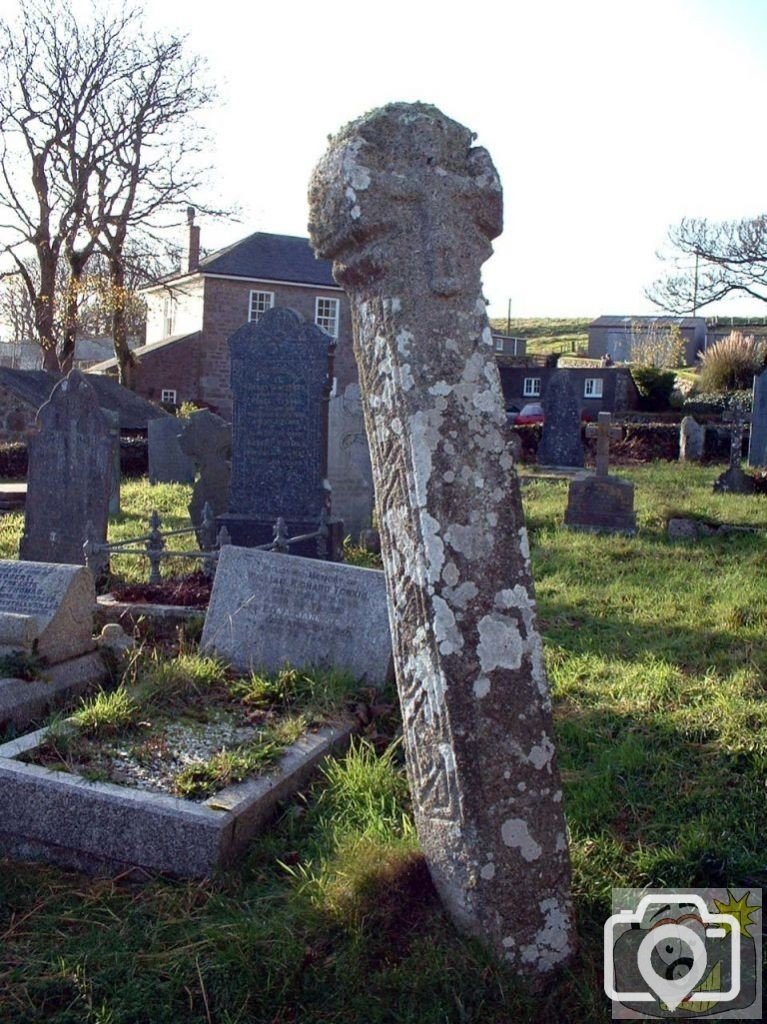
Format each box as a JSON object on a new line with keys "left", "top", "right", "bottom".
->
{"left": 1, "top": 464, "right": 766, "bottom": 1022}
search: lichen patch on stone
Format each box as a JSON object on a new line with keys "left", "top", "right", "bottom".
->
{"left": 501, "top": 818, "right": 542, "bottom": 862}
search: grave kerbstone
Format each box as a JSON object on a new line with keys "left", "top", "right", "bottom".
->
{"left": 680, "top": 415, "right": 705, "bottom": 462}
{"left": 565, "top": 412, "right": 636, "bottom": 534}
{"left": 309, "top": 101, "right": 574, "bottom": 977}
{"left": 148, "top": 417, "right": 196, "bottom": 485}
{"left": 20, "top": 370, "right": 112, "bottom": 565}
{"left": 178, "top": 410, "right": 231, "bottom": 539}
{"left": 0, "top": 560, "right": 95, "bottom": 663}
{"left": 748, "top": 370, "right": 767, "bottom": 468}
{"left": 218, "top": 308, "right": 343, "bottom": 558}
{"left": 536, "top": 371, "right": 585, "bottom": 468}
{"left": 202, "top": 546, "right": 392, "bottom": 682}
{"left": 327, "top": 382, "right": 375, "bottom": 542}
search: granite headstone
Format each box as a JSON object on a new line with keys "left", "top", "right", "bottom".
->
{"left": 565, "top": 412, "right": 636, "bottom": 534}
{"left": 178, "top": 409, "right": 231, "bottom": 539}
{"left": 148, "top": 417, "right": 196, "bottom": 485}
{"left": 327, "top": 382, "right": 374, "bottom": 543}
{"left": 536, "top": 371, "right": 584, "bottom": 468}
{"left": 714, "top": 413, "right": 755, "bottom": 493}
{"left": 680, "top": 415, "right": 705, "bottom": 462}
{"left": 20, "top": 370, "right": 112, "bottom": 565}
{"left": 218, "top": 307, "right": 342, "bottom": 558}
{"left": 748, "top": 370, "right": 767, "bottom": 468}
{"left": 0, "top": 560, "right": 95, "bottom": 663}
{"left": 201, "top": 546, "right": 392, "bottom": 681}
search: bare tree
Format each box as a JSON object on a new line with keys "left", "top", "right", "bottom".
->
{"left": 0, "top": 0, "right": 215, "bottom": 380}
{"left": 647, "top": 215, "right": 767, "bottom": 314}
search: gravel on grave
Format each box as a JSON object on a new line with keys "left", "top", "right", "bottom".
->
{"left": 67, "top": 712, "right": 261, "bottom": 800}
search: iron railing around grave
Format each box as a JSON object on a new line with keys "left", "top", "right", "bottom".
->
{"left": 83, "top": 504, "right": 333, "bottom": 584}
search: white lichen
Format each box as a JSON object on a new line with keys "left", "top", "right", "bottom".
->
{"left": 501, "top": 818, "right": 542, "bottom": 862}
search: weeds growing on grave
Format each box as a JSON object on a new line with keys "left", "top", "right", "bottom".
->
{"left": 3, "top": 461, "right": 767, "bottom": 1023}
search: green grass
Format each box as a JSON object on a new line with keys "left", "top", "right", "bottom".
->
{"left": 490, "top": 316, "right": 591, "bottom": 357}
{"left": 2, "top": 462, "right": 767, "bottom": 1022}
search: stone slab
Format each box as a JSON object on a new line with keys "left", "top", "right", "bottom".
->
{"left": 148, "top": 417, "right": 196, "bottom": 485}
{"left": 0, "top": 560, "right": 96, "bottom": 663}
{"left": 327, "top": 382, "right": 375, "bottom": 542}
{"left": 95, "top": 595, "right": 205, "bottom": 640}
{"left": 201, "top": 545, "right": 392, "bottom": 683}
{"left": 749, "top": 370, "right": 767, "bottom": 468}
{"left": 0, "top": 651, "right": 107, "bottom": 734}
{"left": 0, "top": 719, "right": 355, "bottom": 877}
{"left": 564, "top": 472, "right": 637, "bottom": 534}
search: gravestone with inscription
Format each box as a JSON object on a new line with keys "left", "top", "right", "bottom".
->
{"left": 309, "top": 101, "right": 574, "bottom": 977}
{"left": 327, "top": 382, "right": 375, "bottom": 542}
{"left": 201, "top": 545, "right": 392, "bottom": 681}
{"left": 218, "top": 307, "right": 343, "bottom": 558}
{"left": 748, "top": 370, "right": 767, "bottom": 468}
{"left": 20, "top": 370, "right": 113, "bottom": 565}
{"left": 0, "top": 560, "right": 95, "bottom": 664}
{"left": 179, "top": 409, "right": 231, "bottom": 540}
{"left": 148, "top": 416, "right": 196, "bottom": 485}
{"left": 536, "top": 371, "right": 584, "bottom": 468}
{"left": 565, "top": 412, "right": 636, "bottom": 533}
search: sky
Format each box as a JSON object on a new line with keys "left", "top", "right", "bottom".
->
{"left": 18, "top": 0, "right": 767, "bottom": 320}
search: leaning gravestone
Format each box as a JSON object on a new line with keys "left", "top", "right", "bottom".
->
{"left": 327, "top": 382, "right": 375, "bottom": 543}
{"left": 218, "top": 308, "right": 343, "bottom": 558}
{"left": 202, "top": 546, "right": 391, "bottom": 681}
{"left": 179, "top": 409, "right": 231, "bottom": 538}
{"left": 536, "top": 370, "right": 584, "bottom": 468}
{"left": 20, "top": 370, "right": 112, "bottom": 565}
{"left": 679, "top": 415, "right": 705, "bottom": 462}
{"left": 748, "top": 370, "right": 767, "bottom": 468}
{"left": 309, "top": 102, "right": 574, "bottom": 977}
{"left": 565, "top": 412, "right": 636, "bottom": 533}
{"left": 148, "top": 417, "right": 196, "bottom": 485}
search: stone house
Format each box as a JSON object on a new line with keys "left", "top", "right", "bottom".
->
{"left": 498, "top": 362, "right": 640, "bottom": 418}
{"left": 89, "top": 217, "right": 353, "bottom": 421}
{"left": 588, "top": 315, "right": 706, "bottom": 366}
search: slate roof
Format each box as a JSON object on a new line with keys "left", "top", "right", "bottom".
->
{"left": 0, "top": 367, "right": 169, "bottom": 431}
{"left": 88, "top": 332, "right": 201, "bottom": 373}
{"left": 589, "top": 315, "right": 705, "bottom": 329}
{"left": 146, "top": 232, "right": 338, "bottom": 290}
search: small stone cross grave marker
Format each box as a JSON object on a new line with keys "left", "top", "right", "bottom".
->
{"left": 585, "top": 411, "right": 621, "bottom": 477}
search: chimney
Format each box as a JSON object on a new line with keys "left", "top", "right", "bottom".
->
{"left": 184, "top": 206, "right": 200, "bottom": 273}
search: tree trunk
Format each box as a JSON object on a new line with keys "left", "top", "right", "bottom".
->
{"left": 110, "top": 256, "right": 135, "bottom": 389}
{"left": 60, "top": 253, "right": 89, "bottom": 375}
{"left": 35, "top": 255, "right": 61, "bottom": 373}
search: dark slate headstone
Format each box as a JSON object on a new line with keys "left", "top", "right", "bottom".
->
{"left": 536, "top": 371, "right": 584, "bottom": 468}
{"left": 748, "top": 370, "right": 767, "bottom": 468}
{"left": 327, "top": 382, "right": 374, "bottom": 543}
{"left": 178, "top": 410, "right": 231, "bottom": 539}
{"left": 148, "top": 417, "right": 196, "bottom": 485}
{"left": 218, "top": 307, "right": 342, "bottom": 557}
{"left": 20, "top": 370, "right": 112, "bottom": 565}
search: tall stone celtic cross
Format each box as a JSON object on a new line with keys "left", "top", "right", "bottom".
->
{"left": 586, "top": 411, "right": 621, "bottom": 477}
{"left": 308, "top": 102, "right": 574, "bottom": 979}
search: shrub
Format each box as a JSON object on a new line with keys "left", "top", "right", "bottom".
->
{"left": 697, "top": 331, "right": 766, "bottom": 392}
{"left": 630, "top": 366, "right": 677, "bottom": 410}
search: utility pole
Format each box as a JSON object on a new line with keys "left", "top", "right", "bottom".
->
{"left": 506, "top": 297, "right": 511, "bottom": 335}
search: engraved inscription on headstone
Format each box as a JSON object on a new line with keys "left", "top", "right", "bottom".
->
{"left": 309, "top": 101, "right": 574, "bottom": 976}
{"left": 20, "top": 370, "right": 113, "bottom": 565}
{"left": 0, "top": 559, "right": 95, "bottom": 663}
{"left": 201, "top": 546, "right": 392, "bottom": 682}
{"left": 219, "top": 307, "right": 340, "bottom": 554}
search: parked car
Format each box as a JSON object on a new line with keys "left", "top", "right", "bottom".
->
{"left": 509, "top": 402, "right": 544, "bottom": 425}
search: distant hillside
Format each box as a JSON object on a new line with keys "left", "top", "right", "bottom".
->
{"left": 490, "top": 317, "right": 590, "bottom": 357}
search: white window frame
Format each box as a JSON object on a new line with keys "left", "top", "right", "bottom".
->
{"left": 162, "top": 295, "right": 176, "bottom": 338}
{"left": 161, "top": 388, "right": 177, "bottom": 405}
{"left": 494, "top": 337, "right": 504, "bottom": 352}
{"left": 315, "top": 296, "right": 340, "bottom": 338}
{"left": 248, "top": 290, "right": 274, "bottom": 323}
{"left": 584, "top": 377, "right": 604, "bottom": 398}
{"left": 523, "top": 377, "right": 541, "bottom": 397}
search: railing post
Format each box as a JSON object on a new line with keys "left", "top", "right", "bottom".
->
{"left": 273, "top": 517, "right": 290, "bottom": 554}
{"left": 146, "top": 510, "right": 165, "bottom": 585}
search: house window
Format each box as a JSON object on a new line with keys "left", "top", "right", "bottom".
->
{"left": 248, "top": 290, "right": 274, "bottom": 323}
{"left": 584, "top": 378, "right": 603, "bottom": 398}
{"left": 315, "top": 297, "right": 340, "bottom": 338}
{"left": 162, "top": 295, "right": 176, "bottom": 338}
{"left": 523, "top": 377, "right": 541, "bottom": 397}
{"left": 494, "top": 338, "right": 504, "bottom": 352}
{"left": 161, "top": 388, "right": 177, "bottom": 405}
